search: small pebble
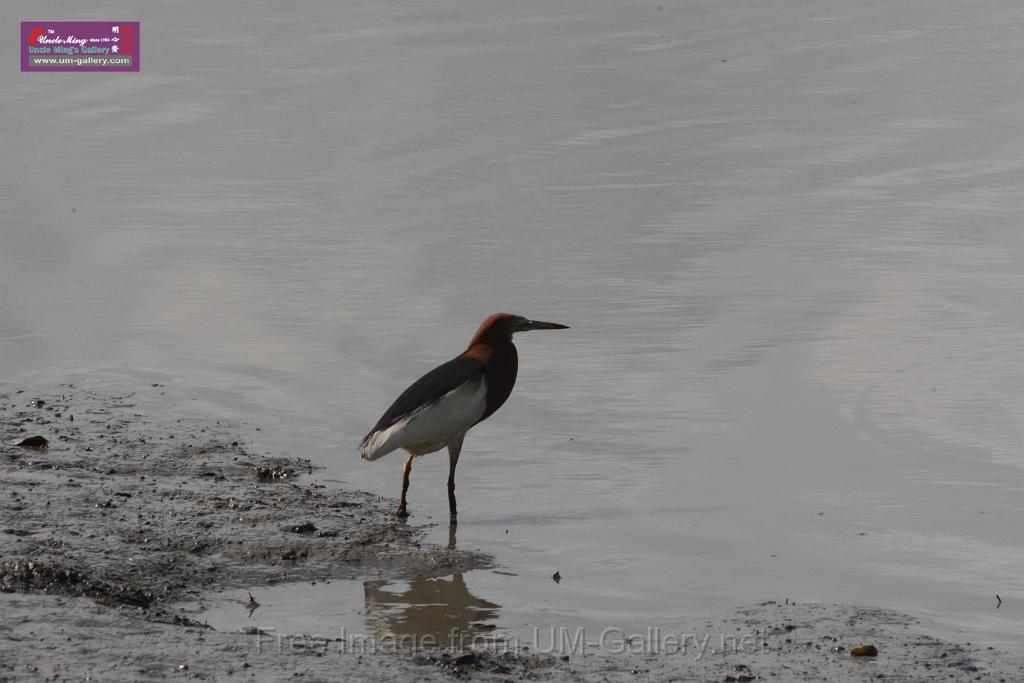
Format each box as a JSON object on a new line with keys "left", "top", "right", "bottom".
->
{"left": 16, "top": 435, "right": 49, "bottom": 450}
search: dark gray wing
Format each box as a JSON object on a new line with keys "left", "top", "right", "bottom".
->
{"left": 362, "top": 355, "right": 485, "bottom": 443}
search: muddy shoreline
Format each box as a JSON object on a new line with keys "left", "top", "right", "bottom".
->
{"left": 0, "top": 387, "right": 490, "bottom": 611}
{"left": 2, "top": 386, "right": 1023, "bottom": 681}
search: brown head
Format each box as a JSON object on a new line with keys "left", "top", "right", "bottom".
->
{"left": 461, "top": 313, "right": 569, "bottom": 422}
{"left": 465, "top": 313, "right": 569, "bottom": 350}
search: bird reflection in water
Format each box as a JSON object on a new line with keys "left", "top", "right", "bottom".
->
{"left": 363, "top": 527, "right": 500, "bottom": 646}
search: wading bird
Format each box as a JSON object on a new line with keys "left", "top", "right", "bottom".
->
{"left": 360, "top": 313, "right": 568, "bottom": 524}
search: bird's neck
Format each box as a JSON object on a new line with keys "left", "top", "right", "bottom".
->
{"left": 462, "top": 340, "right": 518, "bottom": 421}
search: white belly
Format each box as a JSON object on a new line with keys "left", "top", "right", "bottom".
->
{"left": 360, "top": 377, "right": 487, "bottom": 461}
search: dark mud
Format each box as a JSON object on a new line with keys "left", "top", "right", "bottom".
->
{"left": 4, "top": 593, "right": 1023, "bottom": 682}
{"left": 0, "top": 386, "right": 489, "bottom": 619}
{"left": 2, "top": 386, "right": 1023, "bottom": 682}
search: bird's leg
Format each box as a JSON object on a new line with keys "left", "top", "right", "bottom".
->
{"left": 447, "top": 435, "right": 464, "bottom": 526}
{"left": 397, "top": 455, "right": 413, "bottom": 517}
{"left": 446, "top": 467, "right": 456, "bottom": 524}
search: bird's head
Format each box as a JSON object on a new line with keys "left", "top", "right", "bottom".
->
{"left": 469, "top": 313, "right": 569, "bottom": 346}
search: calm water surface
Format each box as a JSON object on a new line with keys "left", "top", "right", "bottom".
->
{"left": 3, "top": 0, "right": 1024, "bottom": 649}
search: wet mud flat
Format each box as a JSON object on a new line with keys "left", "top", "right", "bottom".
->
{"left": 2, "top": 386, "right": 1023, "bottom": 682}
{"left": 0, "top": 386, "right": 490, "bottom": 601}
{"left": 0, "top": 386, "right": 487, "bottom": 676}
{"left": 4, "top": 595, "right": 1024, "bottom": 682}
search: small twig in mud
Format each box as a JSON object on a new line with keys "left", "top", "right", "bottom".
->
{"left": 996, "top": 594, "right": 1002, "bottom": 608}
{"left": 247, "top": 592, "right": 260, "bottom": 618}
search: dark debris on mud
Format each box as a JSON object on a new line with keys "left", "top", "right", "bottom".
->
{"left": 414, "top": 649, "right": 558, "bottom": 679}
{"left": 0, "top": 558, "right": 158, "bottom": 608}
{"left": 0, "top": 386, "right": 490, "bottom": 624}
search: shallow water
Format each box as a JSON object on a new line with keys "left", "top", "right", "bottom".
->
{"left": 4, "top": 0, "right": 1024, "bottom": 652}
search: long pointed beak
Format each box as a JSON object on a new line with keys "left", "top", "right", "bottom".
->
{"left": 523, "top": 319, "right": 570, "bottom": 331}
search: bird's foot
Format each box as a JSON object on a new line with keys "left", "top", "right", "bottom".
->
{"left": 395, "top": 506, "right": 410, "bottom": 519}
